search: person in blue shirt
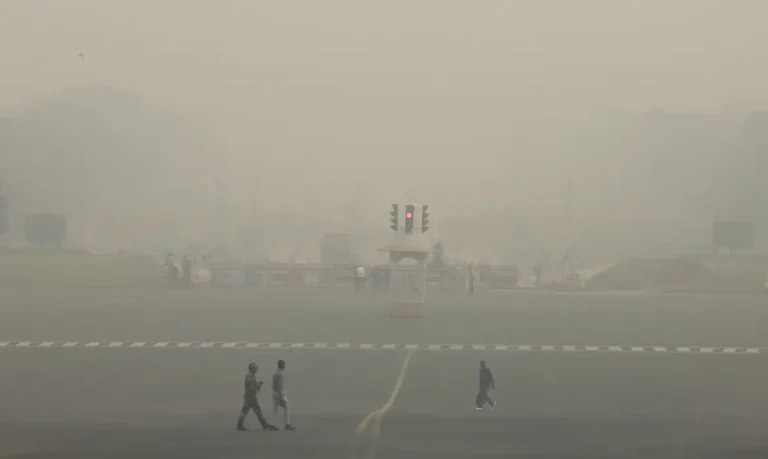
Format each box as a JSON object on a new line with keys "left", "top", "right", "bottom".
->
{"left": 272, "top": 360, "right": 295, "bottom": 431}
{"left": 475, "top": 360, "right": 496, "bottom": 410}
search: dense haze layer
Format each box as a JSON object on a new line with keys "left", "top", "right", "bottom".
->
{"left": 2, "top": 0, "right": 768, "bottom": 261}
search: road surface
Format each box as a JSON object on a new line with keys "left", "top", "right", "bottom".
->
{"left": 1, "top": 288, "right": 768, "bottom": 458}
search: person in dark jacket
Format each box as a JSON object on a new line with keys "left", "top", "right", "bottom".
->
{"left": 237, "top": 363, "right": 279, "bottom": 431}
{"left": 475, "top": 360, "right": 496, "bottom": 410}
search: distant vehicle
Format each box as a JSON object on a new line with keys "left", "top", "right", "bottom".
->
{"left": 487, "top": 265, "right": 520, "bottom": 289}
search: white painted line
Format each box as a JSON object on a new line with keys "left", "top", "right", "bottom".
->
{"left": 1, "top": 341, "right": 766, "bottom": 355}
{"left": 356, "top": 349, "right": 415, "bottom": 436}
{"left": 355, "top": 349, "right": 416, "bottom": 459}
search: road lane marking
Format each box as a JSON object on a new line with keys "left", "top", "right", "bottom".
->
{"left": 354, "top": 349, "right": 415, "bottom": 459}
{"left": 355, "top": 348, "right": 414, "bottom": 435}
{"left": 1, "top": 341, "right": 767, "bottom": 354}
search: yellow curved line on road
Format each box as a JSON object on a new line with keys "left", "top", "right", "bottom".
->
{"left": 365, "top": 414, "right": 385, "bottom": 459}
{"left": 355, "top": 348, "right": 414, "bottom": 435}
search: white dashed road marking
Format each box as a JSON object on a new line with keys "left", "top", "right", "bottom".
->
{"left": 0, "top": 341, "right": 765, "bottom": 354}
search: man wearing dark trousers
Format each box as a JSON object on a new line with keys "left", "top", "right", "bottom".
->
{"left": 475, "top": 360, "right": 496, "bottom": 410}
{"left": 237, "top": 363, "right": 279, "bottom": 431}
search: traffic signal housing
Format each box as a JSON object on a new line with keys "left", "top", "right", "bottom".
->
{"left": 404, "top": 204, "right": 415, "bottom": 233}
{"left": 389, "top": 204, "right": 399, "bottom": 231}
{"left": 421, "top": 205, "right": 429, "bottom": 233}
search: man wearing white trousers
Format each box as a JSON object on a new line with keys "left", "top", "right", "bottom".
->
{"left": 272, "top": 359, "right": 295, "bottom": 431}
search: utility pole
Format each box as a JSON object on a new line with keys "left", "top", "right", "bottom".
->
{"left": 486, "top": 176, "right": 493, "bottom": 258}
{"left": 0, "top": 180, "right": 8, "bottom": 240}
{"left": 561, "top": 169, "right": 574, "bottom": 280}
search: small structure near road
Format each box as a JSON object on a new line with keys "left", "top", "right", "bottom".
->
{"left": 379, "top": 235, "right": 438, "bottom": 317}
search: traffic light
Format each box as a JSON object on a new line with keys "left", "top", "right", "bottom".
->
{"left": 404, "top": 204, "right": 415, "bottom": 233}
{"left": 389, "top": 204, "right": 399, "bottom": 231}
{"left": 421, "top": 205, "right": 429, "bottom": 233}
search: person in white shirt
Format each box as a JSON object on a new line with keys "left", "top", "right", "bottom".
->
{"left": 355, "top": 266, "right": 366, "bottom": 292}
{"left": 272, "top": 360, "right": 295, "bottom": 431}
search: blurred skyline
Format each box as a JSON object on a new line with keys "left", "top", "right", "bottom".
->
{"left": 3, "top": 1, "right": 768, "bottom": 260}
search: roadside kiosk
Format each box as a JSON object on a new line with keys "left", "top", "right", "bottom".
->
{"left": 379, "top": 245, "right": 437, "bottom": 318}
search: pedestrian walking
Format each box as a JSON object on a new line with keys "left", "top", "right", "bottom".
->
{"left": 272, "top": 359, "right": 295, "bottom": 431}
{"left": 237, "top": 363, "right": 279, "bottom": 431}
{"left": 475, "top": 360, "right": 496, "bottom": 410}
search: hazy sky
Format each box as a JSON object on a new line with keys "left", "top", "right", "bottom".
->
{"left": 4, "top": 1, "right": 768, "bottom": 110}
{"left": 2, "top": 0, "right": 768, "bottom": 222}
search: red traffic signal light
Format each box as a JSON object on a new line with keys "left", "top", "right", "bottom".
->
{"left": 404, "top": 204, "right": 415, "bottom": 233}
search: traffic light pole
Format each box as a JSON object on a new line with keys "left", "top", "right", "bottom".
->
{"left": 383, "top": 202, "right": 434, "bottom": 315}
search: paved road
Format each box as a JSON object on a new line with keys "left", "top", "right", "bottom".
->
{"left": 1, "top": 288, "right": 768, "bottom": 346}
{"left": 2, "top": 288, "right": 768, "bottom": 458}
